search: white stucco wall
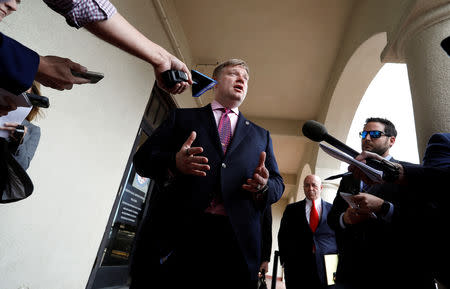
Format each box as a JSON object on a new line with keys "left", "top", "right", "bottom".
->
{"left": 0, "top": 1, "right": 193, "bottom": 288}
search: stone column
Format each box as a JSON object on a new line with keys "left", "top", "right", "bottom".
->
{"left": 382, "top": 0, "right": 450, "bottom": 158}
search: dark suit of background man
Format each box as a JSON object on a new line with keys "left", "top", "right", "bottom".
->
{"left": 131, "top": 59, "right": 285, "bottom": 289}
{"left": 327, "top": 117, "right": 434, "bottom": 289}
{"left": 278, "top": 174, "right": 337, "bottom": 289}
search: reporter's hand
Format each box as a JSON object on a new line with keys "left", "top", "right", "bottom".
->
{"left": 36, "top": 56, "right": 90, "bottom": 90}
{"left": 343, "top": 207, "right": 371, "bottom": 225}
{"left": 0, "top": 122, "right": 26, "bottom": 142}
{"left": 154, "top": 51, "right": 192, "bottom": 95}
{"left": 355, "top": 151, "right": 384, "bottom": 163}
{"left": 175, "top": 131, "right": 209, "bottom": 176}
{"left": 352, "top": 193, "right": 384, "bottom": 213}
{"left": 258, "top": 261, "right": 269, "bottom": 277}
{"left": 353, "top": 151, "right": 405, "bottom": 184}
{"left": 348, "top": 151, "right": 385, "bottom": 185}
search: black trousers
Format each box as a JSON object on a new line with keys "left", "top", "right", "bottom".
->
{"left": 284, "top": 254, "right": 325, "bottom": 289}
{"left": 130, "top": 213, "right": 256, "bottom": 289}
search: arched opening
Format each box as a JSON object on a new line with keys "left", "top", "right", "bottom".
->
{"left": 315, "top": 32, "right": 388, "bottom": 178}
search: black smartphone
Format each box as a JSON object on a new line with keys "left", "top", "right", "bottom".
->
{"left": 71, "top": 70, "right": 104, "bottom": 84}
{"left": 24, "top": 93, "right": 50, "bottom": 108}
{"left": 13, "top": 125, "right": 25, "bottom": 141}
{"left": 162, "top": 70, "right": 188, "bottom": 88}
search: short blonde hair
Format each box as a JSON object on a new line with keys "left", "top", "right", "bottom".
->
{"left": 26, "top": 81, "right": 43, "bottom": 122}
{"left": 212, "top": 59, "right": 249, "bottom": 79}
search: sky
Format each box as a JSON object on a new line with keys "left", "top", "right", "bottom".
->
{"left": 341, "top": 63, "right": 420, "bottom": 171}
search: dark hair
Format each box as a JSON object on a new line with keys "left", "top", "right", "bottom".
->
{"left": 364, "top": 117, "right": 397, "bottom": 137}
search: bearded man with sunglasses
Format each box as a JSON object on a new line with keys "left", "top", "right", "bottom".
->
{"left": 327, "top": 118, "right": 435, "bottom": 289}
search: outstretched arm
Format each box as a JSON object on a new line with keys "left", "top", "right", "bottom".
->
{"left": 43, "top": 0, "right": 192, "bottom": 94}
{"left": 84, "top": 13, "right": 192, "bottom": 94}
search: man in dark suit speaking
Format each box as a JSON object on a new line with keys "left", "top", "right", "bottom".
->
{"left": 278, "top": 174, "right": 337, "bottom": 289}
{"left": 131, "top": 59, "right": 284, "bottom": 289}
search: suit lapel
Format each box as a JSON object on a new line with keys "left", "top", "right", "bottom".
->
{"left": 299, "top": 200, "right": 310, "bottom": 228}
{"left": 226, "top": 112, "right": 250, "bottom": 157}
{"left": 199, "top": 104, "right": 224, "bottom": 157}
{"left": 318, "top": 199, "right": 327, "bottom": 227}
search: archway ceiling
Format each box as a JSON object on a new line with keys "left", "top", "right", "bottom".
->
{"left": 170, "top": 0, "right": 356, "bottom": 199}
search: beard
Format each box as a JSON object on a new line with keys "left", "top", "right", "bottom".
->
{"left": 369, "top": 145, "right": 389, "bottom": 156}
{"left": 362, "top": 139, "right": 390, "bottom": 156}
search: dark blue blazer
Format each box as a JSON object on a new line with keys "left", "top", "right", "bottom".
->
{"left": 278, "top": 199, "right": 337, "bottom": 287}
{"left": 133, "top": 104, "right": 284, "bottom": 278}
{"left": 402, "top": 133, "right": 450, "bottom": 202}
{"left": 0, "top": 33, "right": 39, "bottom": 95}
{"left": 400, "top": 133, "right": 450, "bottom": 287}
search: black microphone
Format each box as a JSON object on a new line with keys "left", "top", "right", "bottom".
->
{"left": 302, "top": 120, "right": 392, "bottom": 178}
{"left": 325, "top": 172, "right": 352, "bottom": 180}
{"left": 302, "top": 120, "right": 360, "bottom": 157}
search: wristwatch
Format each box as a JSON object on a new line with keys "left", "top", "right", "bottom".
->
{"left": 379, "top": 200, "right": 391, "bottom": 216}
{"left": 255, "top": 184, "right": 269, "bottom": 201}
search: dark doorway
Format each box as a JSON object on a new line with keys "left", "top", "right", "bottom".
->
{"left": 86, "top": 83, "right": 176, "bottom": 289}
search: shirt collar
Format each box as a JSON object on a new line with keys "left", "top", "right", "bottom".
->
{"left": 306, "top": 197, "right": 321, "bottom": 206}
{"left": 211, "top": 100, "right": 239, "bottom": 115}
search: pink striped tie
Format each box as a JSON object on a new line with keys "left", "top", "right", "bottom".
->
{"left": 218, "top": 108, "right": 232, "bottom": 153}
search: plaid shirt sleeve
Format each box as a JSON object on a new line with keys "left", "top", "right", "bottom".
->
{"left": 43, "top": 0, "right": 117, "bottom": 28}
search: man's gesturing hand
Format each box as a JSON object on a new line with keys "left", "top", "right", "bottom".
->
{"left": 175, "top": 131, "right": 210, "bottom": 176}
{"left": 242, "top": 151, "right": 269, "bottom": 192}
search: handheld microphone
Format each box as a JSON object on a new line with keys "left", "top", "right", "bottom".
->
{"left": 302, "top": 120, "right": 359, "bottom": 157}
{"left": 325, "top": 172, "right": 352, "bottom": 180}
{"left": 301, "top": 120, "right": 392, "bottom": 177}
{"left": 161, "top": 70, "right": 217, "bottom": 97}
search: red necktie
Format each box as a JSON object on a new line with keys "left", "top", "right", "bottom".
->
{"left": 310, "top": 199, "right": 319, "bottom": 233}
{"left": 218, "top": 108, "right": 232, "bottom": 153}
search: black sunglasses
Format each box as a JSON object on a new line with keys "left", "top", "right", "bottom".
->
{"left": 359, "top": 130, "right": 390, "bottom": 139}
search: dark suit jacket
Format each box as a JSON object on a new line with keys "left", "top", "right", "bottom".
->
{"left": 402, "top": 133, "right": 450, "bottom": 197}
{"left": 327, "top": 162, "right": 418, "bottom": 288}
{"left": 132, "top": 104, "right": 284, "bottom": 279}
{"left": 400, "top": 133, "right": 450, "bottom": 287}
{"left": 278, "top": 199, "right": 337, "bottom": 287}
{"left": 0, "top": 33, "right": 39, "bottom": 95}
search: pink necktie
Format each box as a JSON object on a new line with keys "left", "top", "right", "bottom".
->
{"left": 310, "top": 199, "right": 319, "bottom": 233}
{"left": 218, "top": 108, "right": 232, "bottom": 153}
